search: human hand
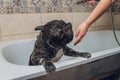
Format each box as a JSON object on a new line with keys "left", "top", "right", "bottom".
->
{"left": 74, "top": 23, "right": 89, "bottom": 45}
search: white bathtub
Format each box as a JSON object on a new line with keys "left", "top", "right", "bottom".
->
{"left": 0, "top": 30, "right": 120, "bottom": 80}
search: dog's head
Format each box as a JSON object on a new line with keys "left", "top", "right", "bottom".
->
{"left": 35, "top": 20, "right": 73, "bottom": 48}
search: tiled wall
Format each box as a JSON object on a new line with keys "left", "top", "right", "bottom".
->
{"left": 0, "top": 13, "right": 120, "bottom": 42}
{"left": 0, "top": 0, "right": 120, "bottom": 42}
{"left": 0, "top": 0, "right": 119, "bottom": 14}
{"left": 0, "top": 0, "right": 98, "bottom": 14}
{"left": 0, "top": 14, "right": 41, "bottom": 41}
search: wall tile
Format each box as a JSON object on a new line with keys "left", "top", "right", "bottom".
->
{"left": 113, "top": 14, "right": 120, "bottom": 30}
{"left": 2, "top": 32, "right": 38, "bottom": 41}
{"left": 41, "top": 13, "right": 71, "bottom": 25}
{"left": 61, "top": 13, "right": 73, "bottom": 23}
{"left": 41, "top": 13, "right": 62, "bottom": 25}
{"left": 114, "top": 14, "right": 120, "bottom": 26}
{"left": 95, "top": 13, "right": 111, "bottom": 26}
{"left": 0, "top": 24, "right": 2, "bottom": 42}
{"left": 72, "top": 12, "right": 96, "bottom": 32}
{"left": 0, "top": 0, "right": 120, "bottom": 14}
{"left": 0, "top": 0, "right": 98, "bottom": 14}
{"left": 0, "top": 14, "right": 41, "bottom": 36}
{"left": 73, "top": 12, "right": 88, "bottom": 31}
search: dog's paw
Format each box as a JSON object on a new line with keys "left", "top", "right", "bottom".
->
{"left": 44, "top": 62, "right": 56, "bottom": 73}
{"left": 79, "top": 52, "right": 91, "bottom": 58}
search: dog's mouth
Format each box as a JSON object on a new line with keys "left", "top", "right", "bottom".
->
{"left": 48, "top": 35, "right": 66, "bottom": 48}
{"left": 48, "top": 40, "right": 65, "bottom": 49}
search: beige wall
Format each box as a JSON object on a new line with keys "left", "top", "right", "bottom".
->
{"left": 0, "top": 12, "right": 120, "bottom": 42}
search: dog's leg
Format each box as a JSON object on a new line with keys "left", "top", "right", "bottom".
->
{"left": 29, "top": 55, "right": 56, "bottom": 73}
{"left": 29, "top": 55, "right": 43, "bottom": 65}
{"left": 64, "top": 46, "right": 91, "bottom": 58}
{"left": 43, "top": 60, "right": 56, "bottom": 73}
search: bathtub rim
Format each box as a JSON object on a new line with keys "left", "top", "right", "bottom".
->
{"left": 0, "top": 38, "right": 120, "bottom": 80}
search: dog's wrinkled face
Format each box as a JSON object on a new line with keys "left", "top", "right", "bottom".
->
{"left": 35, "top": 20, "right": 73, "bottom": 47}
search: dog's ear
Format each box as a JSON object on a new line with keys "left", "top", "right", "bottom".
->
{"left": 34, "top": 26, "right": 45, "bottom": 31}
{"left": 66, "top": 22, "right": 72, "bottom": 27}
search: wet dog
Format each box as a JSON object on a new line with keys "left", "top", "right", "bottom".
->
{"left": 29, "top": 20, "right": 91, "bottom": 73}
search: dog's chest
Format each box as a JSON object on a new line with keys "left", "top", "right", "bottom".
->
{"left": 51, "top": 48, "right": 64, "bottom": 62}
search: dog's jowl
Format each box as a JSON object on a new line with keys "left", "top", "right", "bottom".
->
{"left": 29, "top": 20, "right": 91, "bottom": 73}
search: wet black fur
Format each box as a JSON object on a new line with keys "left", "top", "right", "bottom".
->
{"left": 29, "top": 20, "right": 91, "bottom": 73}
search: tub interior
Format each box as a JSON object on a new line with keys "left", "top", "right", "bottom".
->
{"left": 2, "top": 31, "right": 120, "bottom": 66}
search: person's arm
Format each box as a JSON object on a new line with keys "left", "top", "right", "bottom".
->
{"left": 74, "top": 0, "right": 115, "bottom": 45}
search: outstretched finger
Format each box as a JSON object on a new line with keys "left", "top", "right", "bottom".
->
{"left": 75, "top": 28, "right": 80, "bottom": 37}
{"left": 74, "top": 32, "right": 83, "bottom": 45}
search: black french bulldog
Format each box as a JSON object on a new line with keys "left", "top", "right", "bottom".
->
{"left": 29, "top": 20, "right": 91, "bottom": 73}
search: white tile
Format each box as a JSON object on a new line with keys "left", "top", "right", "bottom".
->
{"left": 2, "top": 32, "right": 38, "bottom": 41}
{"left": 61, "top": 13, "right": 73, "bottom": 23}
{"left": 0, "top": 14, "right": 41, "bottom": 36}
{"left": 41, "top": 13, "right": 63, "bottom": 25}
{"left": 73, "top": 12, "right": 94, "bottom": 32}
{"left": 114, "top": 14, "right": 120, "bottom": 26}
{"left": 95, "top": 13, "right": 111, "bottom": 26}
{"left": 41, "top": 13, "right": 73, "bottom": 23}
{"left": 0, "top": 23, "right": 2, "bottom": 42}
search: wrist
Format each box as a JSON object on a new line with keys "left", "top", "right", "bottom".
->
{"left": 82, "top": 21, "right": 90, "bottom": 29}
